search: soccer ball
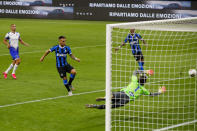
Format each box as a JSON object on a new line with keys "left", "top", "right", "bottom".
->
{"left": 188, "top": 69, "right": 196, "bottom": 77}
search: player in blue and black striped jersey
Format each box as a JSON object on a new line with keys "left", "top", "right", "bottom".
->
{"left": 40, "top": 36, "right": 80, "bottom": 96}
{"left": 115, "top": 28, "right": 147, "bottom": 71}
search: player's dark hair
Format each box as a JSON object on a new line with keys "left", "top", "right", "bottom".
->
{"left": 139, "top": 75, "right": 147, "bottom": 86}
{"left": 58, "top": 36, "right": 66, "bottom": 40}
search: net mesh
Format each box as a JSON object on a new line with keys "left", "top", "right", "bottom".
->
{"left": 107, "top": 18, "right": 197, "bottom": 131}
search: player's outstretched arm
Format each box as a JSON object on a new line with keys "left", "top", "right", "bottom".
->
{"left": 141, "top": 39, "right": 148, "bottom": 46}
{"left": 70, "top": 54, "right": 80, "bottom": 62}
{"left": 3, "top": 39, "right": 10, "bottom": 49}
{"left": 133, "top": 69, "right": 154, "bottom": 76}
{"left": 149, "top": 86, "right": 166, "bottom": 97}
{"left": 115, "top": 42, "right": 126, "bottom": 52}
{"left": 19, "top": 38, "right": 29, "bottom": 47}
{"left": 40, "top": 49, "right": 50, "bottom": 62}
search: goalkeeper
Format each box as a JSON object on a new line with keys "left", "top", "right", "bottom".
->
{"left": 115, "top": 28, "right": 147, "bottom": 71}
{"left": 86, "top": 70, "right": 166, "bottom": 109}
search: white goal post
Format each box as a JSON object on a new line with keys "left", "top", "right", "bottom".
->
{"left": 106, "top": 17, "right": 197, "bottom": 131}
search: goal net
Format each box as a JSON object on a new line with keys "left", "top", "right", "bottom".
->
{"left": 106, "top": 17, "right": 197, "bottom": 131}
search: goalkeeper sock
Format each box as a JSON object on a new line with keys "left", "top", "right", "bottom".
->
{"left": 138, "top": 62, "right": 144, "bottom": 71}
{"left": 63, "top": 79, "right": 70, "bottom": 92}
{"left": 97, "top": 105, "right": 105, "bottom": 109}
{"left": 68, "top": 74, "right": 75, "bottom": 85}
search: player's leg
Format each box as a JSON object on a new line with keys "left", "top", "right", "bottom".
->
{"left": 132, "top": 48, "right": 141, "bottom": 69}
{"left": 96, "top": 92, "right": 118, "bottom": 101}
{"left": 111, "top": 91, "right": 130, "bottom": 108}
{"left": 96, "top": 97, "right": 105, "bottom": 101}
{"left": 3, "top": 60, "right": 15, "bottom": 79}
{"left": 63, "top": 77, "right": 72, "bottom": 96}
{"left": 69, "top": 69, "right": 76, "bottom": 86}
{"left": 57, "top": 67, "right": 72, "bottom": 96}
{"left": 66, "top": 64, "right": 76, "bottom": 90}
{"left": 137, "top": 51, "right": 144, "bottom": 71}
{"left": 86, "top": 92, "right": 129, "bottom": 109}
{"left": 86, "top": 101, "right": 127, "bottom": 109}
{"left": 7, "top": 47, "right": 20, "bottom": 79}
{"left": 3, "top": 47, "right": 17, "bottom": 79}
{"left": 11, "top": 58, "right": 21, "bottom": 79}
{"left": 86, "top": 93, "right": 116, "bottom": 109}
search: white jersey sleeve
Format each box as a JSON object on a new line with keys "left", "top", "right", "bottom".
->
{"left": 5, "top": 33, "right": 9, "bottom": 39}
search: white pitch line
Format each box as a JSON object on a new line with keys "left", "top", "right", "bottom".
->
{"left": 0, "top": 45, "right": 105, "bottom": 57}
{"left": 0, "top": 76, "right": 190, "bottom": 108}
{"left": 154, "top": 119, "right": 197, "bottom": 131}
{"left": 0, "top": 89, "right": 105, "bottom": 108}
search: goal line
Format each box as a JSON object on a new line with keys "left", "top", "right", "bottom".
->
{"left": 154, "top": 119, "right": 197, "bottom": 131}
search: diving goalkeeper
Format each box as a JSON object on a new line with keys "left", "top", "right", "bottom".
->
{"left": 86, "top": 70, "right": 166, "bottom": 109}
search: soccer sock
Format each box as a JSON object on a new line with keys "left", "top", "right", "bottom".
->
{"left": 142, "top": 61, "right": 144, "bottom": 66}
{"left": 12, "top": 64, "right": 18, "bottom": 74}
{"left": 5, "top": 64, "right": 14, "bottom": 74}
{"left": 68, "top": 74, "right": 75, "bottom": 85}
{"left": 63, "top": 79, "right": 71, "bottom": 92}
{"left": 97, "top": 105, "right": 105, "bottom": 109}
{"left": 138, "top": 62, "right": 144, "bottom": 71}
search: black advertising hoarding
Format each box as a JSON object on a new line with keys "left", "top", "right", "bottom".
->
{"left": 0, "top": 0, "right": 197, "bottom": 21}
{"left": 0, "top": 0, "right": 73, "bottom": 19}
{"left": 73, "top": 0, "right": 197, "bottom": 21}
{"left": 0, "top": 0, "right": 53, "bottom": 6}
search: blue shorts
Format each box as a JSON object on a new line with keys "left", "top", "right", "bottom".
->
{"left": 9, "top": 47, "right": 19, "bottom": 60}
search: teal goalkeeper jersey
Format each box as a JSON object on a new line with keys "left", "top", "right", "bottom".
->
{"left": 120, "top": 75, "right": 150, "bottom": 100}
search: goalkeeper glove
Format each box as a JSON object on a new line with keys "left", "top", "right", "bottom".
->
{"left": 145, "top": 69, "right": 154, "bottom": 76}
{"left": 158, "top": 86, "right": 166, "bottom": 94}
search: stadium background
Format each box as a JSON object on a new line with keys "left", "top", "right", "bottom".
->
{"left": 0, "top": 0, "right": 197, "bottom": 21}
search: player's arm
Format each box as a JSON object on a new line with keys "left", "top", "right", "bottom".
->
{"left": 70, "top": 54, "right": 80, "bottom": 62}
{"left": 19, "top": 38, "right": 29, "bottom": 46}
{"left": 40, "top": 49, "right": 50, "bottom": 62}
{"left": 133, "top": 70, "right": 154, "bottom": 77}
{"left": 149, "top": 86, "right": 166, "bottom": 96}
{"left": 141, "top": 39, "right": 147, "bottom": 46}
{"left": 115, "top": 35, "right": 128, "bottom": 51}
{"left": 149, "top": 92, "right": 161, "bottom": 96}
{"left": 3, "top": 39, "right": 10, "bottom": 49}
{"left": 138, "top": 34, "right": 147, "bottom": 46}
{"left": 115, "top": 42, "right": 126, "bottom": 51}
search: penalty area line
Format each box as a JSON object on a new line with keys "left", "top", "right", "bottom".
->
{"left": 154, "top": 119, "right": 197, "bottom": 131}
{"left": 0, "top": 89, "right": 104, "bottom": 109}
{"left": 0, "top": 45, "right": 105, "bottom": 57}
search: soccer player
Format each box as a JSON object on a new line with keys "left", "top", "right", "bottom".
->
{"left": 3, "top": 24, "right": 29, "bottom": 79}
{"left": 40, "top": 36, "right": 80, "bottom": 96}
{"left": 115, "top": 28, "right": 147, "bottom": 71}
{"left": 86, "top": 70, "right": 166, "bottom": 109}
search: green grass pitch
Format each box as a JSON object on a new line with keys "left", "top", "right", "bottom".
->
{"left": 0, "top": 18, "right": 196, "bottom": 131}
